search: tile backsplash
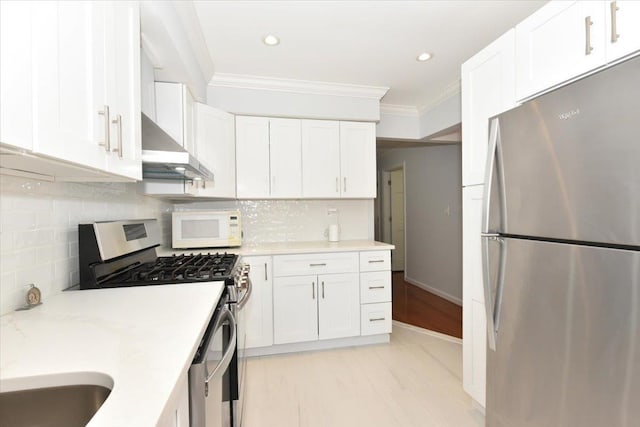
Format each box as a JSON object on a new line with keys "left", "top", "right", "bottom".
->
{"left": 0, "top": 175, "right": 172, "bottom": 315}
{"left": 174, "top": 199, "right": 374, "bottom": 243}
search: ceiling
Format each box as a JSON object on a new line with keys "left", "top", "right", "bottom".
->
{"left": 192, "top": 0, "right": 547, "bottom": 108}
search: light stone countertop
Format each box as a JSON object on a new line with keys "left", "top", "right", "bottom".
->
{"left": 159, "top": 239, "right": 395, "bottom": 257}
{"left": 0, "top": 282, "right": 224, "bottom": 426}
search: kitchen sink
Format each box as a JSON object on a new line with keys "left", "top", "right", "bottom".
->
{"left": 0, "top": 384, "right": 111, "bottom": 427}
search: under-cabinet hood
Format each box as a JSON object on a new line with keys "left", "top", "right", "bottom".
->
{"left": 141, "top": 113, "right": 213, "bottom": 181}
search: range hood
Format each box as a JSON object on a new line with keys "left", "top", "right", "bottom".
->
{"left": 141, "top": 113, "right": 213, "bottom": 181}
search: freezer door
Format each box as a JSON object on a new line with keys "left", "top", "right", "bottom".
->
{"left": 486, "top": 238, "right": 640, "bottom": 427}
{"left": 494, "top": 55, "right": 640, "bottom": 246}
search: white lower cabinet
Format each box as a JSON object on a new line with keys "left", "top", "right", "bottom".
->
{"left": 317, "top": 273, "right": 360, "bottom": 340}
{"left": 241, "top": 256, "right": 273, "bottom": 349}
{"left": 273, "top": 275, "right": 319, "bottom": 344}
{"left": 358, "top": 250, "right": 392, "bottom": 335}
{"left": 361, "top": 302, "right": 392, "bottom": 336}
{"left": 158, "top": 372, "right": 190, "bottom": 427}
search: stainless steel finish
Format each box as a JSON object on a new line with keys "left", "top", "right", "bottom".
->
{"left": 0, "top": 384, "right": 111, "bottom": 427}
{"left": 312, "top": 281, "right": 315, "bottom": 299}
{"left": 321, "top": 281, "right": 325, "bottom": 298}
{"left": 368, "top": 286, "right": 385, "bottom": 289}
{"left": 585, "top": 16, "right": 593, "bottom": 55}
{"left": 368, "top": 259, "right": 385, "bottom": 263}
{"left": 92, "top": 219, "right": 160, "bottom": 261}
{"left": 610, "top": 1, "right": 619, "bottom": 43}
{"left": 98, "top": 105, "right": 110, "bottom": 151}
{"left": 309, "top": 263, "right": 327, "bottom": 267}
{"left": 495, "top": 56, "right": 640, "bottom": 247}
{"left": 369, "top": 317, "right": 386, "bottom": 322}
{"left": 141, "top": 113, "right": 213, "bottom": 181}
{"left": 205, "top": 308, "right": 237, "bottom": 388}
{"left": 486, "top": 239, "right": 640, "bottom": 427}
{"left": 237, "top": 272, "right": 252, "bottom": 310}
{"left": 111, "top": 114, "right": 123, "bottom": 158}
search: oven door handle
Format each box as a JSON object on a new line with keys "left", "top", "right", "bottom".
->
{"left": 238, "top": 276, "right": 252, "bottom": 309}
{"left": 205, "top": 308, "right": 237, "bottom": 385}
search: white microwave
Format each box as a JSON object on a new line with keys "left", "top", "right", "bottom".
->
{"left": 172, "top": 210, "right": 242, "bottom": 249}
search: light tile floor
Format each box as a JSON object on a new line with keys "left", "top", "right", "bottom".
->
{"left": 243, "top": 323, "right": 485, "bottom": 427}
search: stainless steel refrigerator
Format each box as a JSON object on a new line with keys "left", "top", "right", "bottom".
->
{"left": 482, "top": 55, "right": 640, "bottom": 427}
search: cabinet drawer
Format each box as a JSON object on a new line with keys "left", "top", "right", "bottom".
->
{"left": 273, "top": 252, "right": 358, "bottom": 277}
{"left": 360, "top": 271, "right": 391, "bottom": 304}
{"left": 359, "top": 250, "right": 391, "bottom": 272}
{"left": 360, "top": 302, "right": 392, "bottom": 336}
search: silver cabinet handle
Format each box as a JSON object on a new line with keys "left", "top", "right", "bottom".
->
{"left": 369, "top": 317, "right": 385, "bottom": 322}
{"left": 264, "top": 263, "right": 268, "bottom": 281}
{"left": 343, "top": 177, "right": 347, "bottom": 193}
{"left": 585, "top": 16, "right": 594, "bottom": 55}
{"left": 610, "top": 1, "right": 619, "bottom": 43}
{"left": 322, "top": 281, "right": 325, "bottom": 298}
{"left": 335, "top": 177, "right": 339, "bottom": 193}
{"left": 368, "top": 286, "right": 385, "bottom": 289}
{"left": 368, "top": 259, "right": 385, "bottom": 263}
{"left": 309, "top": 263, "right": 326, "bottom": 267}
{"left": 312, "top": 281, "right": 315, "bottom": 299}
{"left": 111, "top": 114, "right": 123, "bottom": 158}
{"left": 98, "top": 105, "right": 110, "bottom": 151}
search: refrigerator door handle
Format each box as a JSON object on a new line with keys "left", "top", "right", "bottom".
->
{"left": 482, "top": 235, "right": 507, "bottom": 351}
{"left": 482, "top": 118, "right": 499, "bottom": 233}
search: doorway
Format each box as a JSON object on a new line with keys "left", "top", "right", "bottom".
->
{"left": 380, "top": 166, "right": 405, "bottom": 272}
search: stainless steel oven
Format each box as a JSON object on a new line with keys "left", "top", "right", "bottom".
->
{"left": 229, "top": 264, "right": 251, "bottom": 427}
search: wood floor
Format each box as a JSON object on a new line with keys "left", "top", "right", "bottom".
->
{"left": 243, "top": 323, "right": 484, "bottom": 427}
{"left": 392, "top": 272, "right": 463, "bottom": 339}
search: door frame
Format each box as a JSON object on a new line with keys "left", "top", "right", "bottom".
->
{"left": 378, "top": 162, "right": 406, "bottom": 273}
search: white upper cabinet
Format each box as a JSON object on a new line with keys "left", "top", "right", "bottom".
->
{"left": 461, "top": 29, "right": 516, "bottom": 187}
{"left": 301, "top": 120, "right": 341, "bottom": 198}
{"left": 339, "top": 121, "right": 376, "bottom": 198}
{"left": 194, "top": 103, "right": 236, "bottom": 198}
{"left": 516, "top": 0, "right": 640, "bottom": 100}
{"left": 269, "top": 118, "right": 302, "bottom": 198}
{"left": 154, "top": 82, "right": 196, "bottom": 156}
{"left": 235, "top": 116, "right": 271, "bottom": 198}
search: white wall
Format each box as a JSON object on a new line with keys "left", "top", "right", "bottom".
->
{"left": 174, "top": 199, "right": 374, "bottom": 243}
{"left": 377, "top": 145, "right": 462, "bottom": 304}
{"left": 0, "top": 176, "right": 171, "bottom": 315}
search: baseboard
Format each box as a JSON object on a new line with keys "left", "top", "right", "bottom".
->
{"left": 245, "top": 334, "right": 390, "bottom": 358}
{"left": 404, "top": 276, "right": 462, "bottom": 306}
{"left": 393, "top": 320, "right": 462, "bottom": 344}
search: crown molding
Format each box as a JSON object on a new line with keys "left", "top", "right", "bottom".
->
{"left": 417, "top": 79, "right": 461, "bottom": 115}
{"left": 379, "top": 103, "right": 420, "bottom": 117}
{"left": 209, "top": 73, "right": 389, "bottom": 100}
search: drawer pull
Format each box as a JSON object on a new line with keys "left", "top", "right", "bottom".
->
{"left": 368, "top": 286, "right": 385, "bottom": 289}
{"left": 309, "top": 263, "right": 327, "bottom": 267}
{"left": 312, "top": 281, "right": 315, "bottom": 299}
{"left": 368, "top": 259, "right": 385, "bottom": 263}
{"left": 369, "top": 317, "right": 386, "bottom": 322}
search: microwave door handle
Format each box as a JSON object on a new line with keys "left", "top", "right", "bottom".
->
{"left": 205, "top": 308, "right": 237, "bottom": 385}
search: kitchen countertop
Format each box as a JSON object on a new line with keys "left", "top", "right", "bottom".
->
{"left": 0, "top": 282, "right": 224, "bottom": 426}
{"left": 159, "top": 239, "right": 395, "bottom": 257}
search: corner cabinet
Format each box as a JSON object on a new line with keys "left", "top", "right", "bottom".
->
{"left": 516, "top": 0, "right": 640, "bottom": 100}
{"left": 0, "top": 1, "right": 142, "bottom": 181}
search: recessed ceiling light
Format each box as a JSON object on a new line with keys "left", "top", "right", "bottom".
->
{"left": 175, "top": 166, "right": 186, "bottom": 172}
{"left": 262, "top": 34, "right": 280, "bottom": 46}
{"left": 416, "top": 52, "right": 432, "bottom": 62}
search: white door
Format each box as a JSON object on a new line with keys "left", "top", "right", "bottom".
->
{"left": 515, "top": 1, "right": 606, "bottom": 100}
{"left": 605, "top": 0, "right": 640, "bottom": 62}
{"left": 269, "top": 118, "right": 302, "bottom": 198}
{"left": 0, "top": 1, "right": 33, "bottom": 150}
{"left": 106, "top": 0, "right": 141, "bottom": 180}
{"left": 242, "top": 256, "right": 273, "bottom": 349}
{"left": 32, "top": 1, "right": 109, "bottom": 171}
{"left": 390, "top": 169, "right": 405, "bottom": 272}
{"left": 461, "top": 29, "right": 516, "bottom": 186}
{"left": 339, "top": 121, "right": 376, "bottom": 198}
{"left": 195, "top": 103, "right": 236, "bottom": 198}
{"left": 301, "top": 120, "right": 340, "bottom": 198}
{"left": 318, "top": 273, "right": 360, "bottom": 340}
{"left": 236, "top": 116, "right": 270, "bottom": 198}
{"left": 462, "top": 185, "right": 487, "bottom": 407}
{"left": 273, "top": 275, "right": 318, "bottom": 344}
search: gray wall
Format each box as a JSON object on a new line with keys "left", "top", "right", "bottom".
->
{"left": 377, "top": 144, "right": 462, "bottom": 304}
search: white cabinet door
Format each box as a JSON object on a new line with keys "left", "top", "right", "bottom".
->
{"left": 106, "top": 0, "right": 141, "bottom": 180}
{"left": 273, "top": 275, "right": 318, "bottom": 345}
{"left": 32, "top": 1, "right": 109, "bottom": 171}
{"left": 318, "top": 273, "right": 360, "bottom": 340}
{"left": 515, "top": 1, "right": 606, "bottom": 100}
{"left": 242, "top": 256, "right": 273, "bottom": 349}
{"left": 461, "top": 29, "right": 516, "bottom": 186}
{"left": 462, "top": 185, "right": 487, "bottom": 407}
{"left": 301, "top": 120, "right": 341, "bottom": 198}
{"left": 195, "top": 103, "right": 236, "bottom": 198}
{"left": 236, "top": 116, "right": 270, "bottom": 198}
{"left": 269, "top": 118, "right": 302, "bottom": 198}
{"left": 0, "top": 1, "right": 33, "bottom": 151}
{"left": 605, "top": 0, "right": 640, "bottom": 61}
{"left": 339, "top": 121, "right": 376, "bottom": 198}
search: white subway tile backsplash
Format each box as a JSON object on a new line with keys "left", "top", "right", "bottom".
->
{"left": 0, "top": 175, "right": 171, "bottom": 315}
